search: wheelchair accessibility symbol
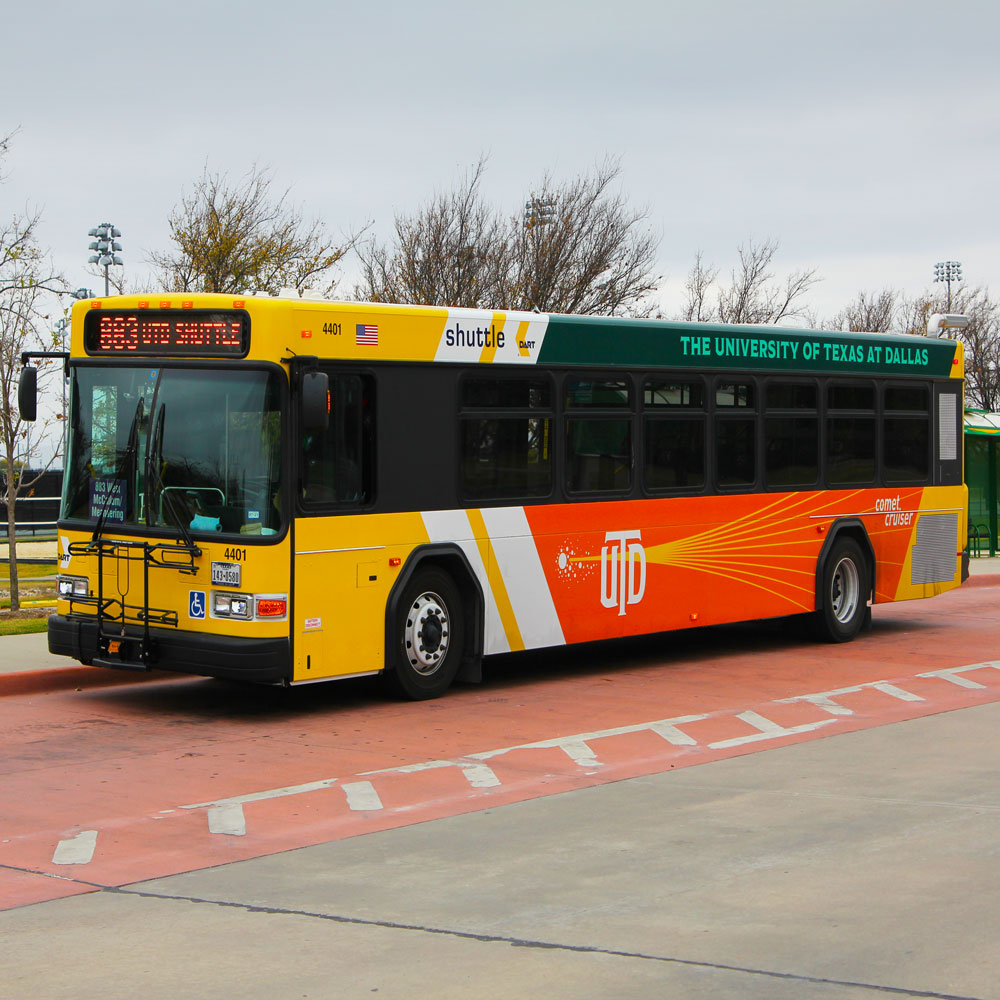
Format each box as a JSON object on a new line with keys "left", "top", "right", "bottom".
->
{"left": 189, "top": 590, "right": 206, "bottom": 619}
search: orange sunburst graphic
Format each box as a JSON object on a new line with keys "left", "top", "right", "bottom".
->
{"left": 639, "top": 489, "right": 872, "bottom": 611}
{"left": 525, "top": 487, "right": 929, "bottom": 644}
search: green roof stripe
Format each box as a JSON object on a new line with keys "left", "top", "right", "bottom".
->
{"left": 537, "top": 315, "right": 957, "bottom": 378}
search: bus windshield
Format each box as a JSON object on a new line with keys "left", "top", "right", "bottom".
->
{"left": 63, "top": 366, "right": 283, "bottom": 537}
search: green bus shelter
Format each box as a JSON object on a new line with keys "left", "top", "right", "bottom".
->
{"left": 965, "top": 410, "right": 1000, "bottom": 557}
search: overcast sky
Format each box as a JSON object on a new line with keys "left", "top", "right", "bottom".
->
{"left": 4, "top": 0, "right": 998, "bottom": 323}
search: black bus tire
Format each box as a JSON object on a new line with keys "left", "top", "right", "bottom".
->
{"left": 384, "top": 568, "right": 463, "bottom": 700}
{"left": 814, "top": 537, "right": 870, "bottom": 643}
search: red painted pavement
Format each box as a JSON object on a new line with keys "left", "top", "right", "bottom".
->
{"left": 2, "top": 580, "right": 999, "bottom": 911}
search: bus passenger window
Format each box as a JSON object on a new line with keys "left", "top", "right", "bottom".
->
{"left": 764, "top": 381, "right": 818, "bottom": 488}
{"left": 827, "top": 382, "right": 875, "bottom": 486}
{"left": 716, "top": 418, "right": 756, "bottom": 488}
{"left": 883, "top": 384, "right": 930, "bottom": 484}
{"left": 715, "top": 380, "right": 756, "bottom": 489}
{"left": 565, "top": 374, "right": 633, "bottom": 494}
{"left": 461, "top": 417, "right": 551, "bottom": 499}
{"left": 459, "top": 375, "right": 553, "bottom": 500}
{"left": 300, "top": 373, "right": 374, "bottom": 506}
{"left": 716, "top": 382, "right": 754, "bottom": 408}
{"left": 645, "top": 418, "right": 705, "bottom": 490}
{"left": 566, "top": 418, "right": 632, "bottom": 493}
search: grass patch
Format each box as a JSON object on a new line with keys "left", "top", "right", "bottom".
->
{"left": 0, "top": 614, "right": 50, "bottom": 636}
{"left": 0, "top": 561, "right": 57, "bottom": 611}
{"left": 0, "top": 562, "right": 57, "bottom": 582}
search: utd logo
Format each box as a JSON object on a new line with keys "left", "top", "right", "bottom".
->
{"left": 600, "top": 530, "right": 646, "bottom": 616}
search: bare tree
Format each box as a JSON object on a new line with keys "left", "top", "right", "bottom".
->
{"left": 716, "top": 238, "right": 819, "bottom": 325}
{"left": 0, "top": 133, "right": 66, "bottom": 609}
{"left": 505, "top": 160, "right": 660, "bottom": 316}
{"left": 680, "top": 239, "right": 819, "bottom": 325}
{"left": 356, "top": 158, "right": 661, "bottom": 316}
{"left": 357, "top": 157, "right": 509, "bottom": 308}
{"left": 894, "top": 292, "right": 934, "bottom": 339}
{"left": 680, "top": 251, "right": 718, "bottom": 322}
{"left": 151, "top": 165, "right": 362, "bottom": 296}
{"left": 829, "top": 288, "right": 899, "bottom": 333}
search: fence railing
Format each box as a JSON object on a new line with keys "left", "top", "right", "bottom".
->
{"left": 0, "top": 496, "right": 61, "bottom": 535}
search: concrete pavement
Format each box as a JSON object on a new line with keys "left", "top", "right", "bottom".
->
{"left": 3, "top": 699, "right": 999, "bottom": 999}
{"left": 3, "top": 572, "right": 999, "bottom": 999}
{"left": 0, "top": 631, "right": 67, "bottom": 673}
{"left": 968, "top": 554, "right": 1000, "bottom": 575}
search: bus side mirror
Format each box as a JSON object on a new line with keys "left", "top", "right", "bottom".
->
{"left": 301, "top": 371, "right": 329, "bottom": 432}
{"left": 18, "top": 366, "right": 37, "bottom": 422}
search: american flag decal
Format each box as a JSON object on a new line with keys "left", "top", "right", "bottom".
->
{"left": 356, "top": 323, "right": 379, "bottom": 345}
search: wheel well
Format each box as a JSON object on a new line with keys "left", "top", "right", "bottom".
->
{"left": 815, "top": 520, "right": 875, "bottom": 611}
{"left": 387, "top": 545, "right": 484, "bottom": 683}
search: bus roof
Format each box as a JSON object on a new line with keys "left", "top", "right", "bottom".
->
{"left": 72, "top": 293, "right": 962, "bottom": 380}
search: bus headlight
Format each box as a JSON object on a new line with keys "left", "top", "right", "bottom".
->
{"left": 57, "top": 575, "right": 89, "bottom": 597}
{"left": 213, "top": 592, "right": 252, "bottom": 619}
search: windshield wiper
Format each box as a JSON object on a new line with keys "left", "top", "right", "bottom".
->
{"left": 92, "top": 397, "right": 143, "bottom": 542}
{"left": 145, "top": 404, "right": 199, "bottom": 555}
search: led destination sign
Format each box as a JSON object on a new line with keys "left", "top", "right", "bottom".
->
{"left": 84, "top": 310, "right": 249, "bottom": 357}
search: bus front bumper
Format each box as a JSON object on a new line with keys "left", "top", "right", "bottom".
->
{"left": 48, "top": 614, "right": 291, "bottom": 684}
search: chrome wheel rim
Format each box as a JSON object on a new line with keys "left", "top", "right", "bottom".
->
{"left": 831, "top": 557, "right": 860, "bottom": 624}
{"left": 403, "top": 591, "right": 450, "bottom": 676}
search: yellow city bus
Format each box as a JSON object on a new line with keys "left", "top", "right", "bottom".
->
{"left": 20, "top": 292, "right": 968, "bottom": 698}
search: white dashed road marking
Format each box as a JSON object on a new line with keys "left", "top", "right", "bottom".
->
{"left": 51, "top": 659, "right": 1000, "bottom": 858}
{"left": 52, "top": 830, "right": 98, "bottom": 865}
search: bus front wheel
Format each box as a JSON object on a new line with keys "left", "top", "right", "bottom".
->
{"left": 815, "top": 538, "right": 870, "bottom": 643}
{"left": 386, "top": 568, "right": 463, "bottom": 700}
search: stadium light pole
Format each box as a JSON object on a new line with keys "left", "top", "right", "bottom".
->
{"left": 524, "top": 197, "right": 557, "bottom": 229}
{"left": 522, "top": 198, "right": 557, "bottom": 311}
{"left": 88, "top": 222, "right": 123, "bottom": 296}
{"left": 933, "top": 260, "right": 962, "bottom": 311}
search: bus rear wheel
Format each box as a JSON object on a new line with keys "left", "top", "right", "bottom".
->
{"left": 386, "top": 568, "right": 463, "bottom": 700}
{"left": 815, "top": 537, "right": 870, "bottom": 643}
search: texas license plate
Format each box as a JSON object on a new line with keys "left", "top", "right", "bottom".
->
{"left": 211, "top": 561, "right": 241, "bottom": 587}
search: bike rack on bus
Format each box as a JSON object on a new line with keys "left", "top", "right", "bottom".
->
{"left": 64, "top": 538, "right": 200, "bottom": 670}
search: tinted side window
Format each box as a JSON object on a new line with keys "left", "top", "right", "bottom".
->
{"left": 300, "top": 373, "right": 374, "bottom": 506}
{"left": 461, "top": 417, "right": 551, "bottom": 499}
{"left": 827, "top": 381, "right": 875, "bottom": 486}
{"left": 883, "top": 383, "right": 930, "bottom": 484}
{"left": 717, "top": 417, "right": 756, "bottom": 488}
{"left": 765, "top": 380, "right": 818, "bottom": 488}
{"left": 644, "top": 379, "right": 704, "bottom": 408}
{"left": 462, "top": 377, "right": 551, "bottom": 409}
{"left": 565, "top": 374, "right": 632, "bottom": 494}
{"left": 716, "top": 382, "right": 754, "bottom": 408}
{"left": 645, "top": 418, "right": 704, "bottom": 490}
{"left": 566, "top": 377, "right": 630, "bottom": 408}
{"left": 643, "top": 376, "right": 705, "bottom": 492}
{"left": 566, "top": 418, "right": 631, "bottom": 493}
{"left": 459, "top": 375, "right": 553, "bottom": 500}
{"left": 715, "top": 380, "right": 756, "bottom": 489}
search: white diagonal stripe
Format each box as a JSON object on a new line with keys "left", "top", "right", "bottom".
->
{"left": 53, "top": 830, "right": 98, "bottom": 865}
{"left": 708, "top": 711, "right": 837, "bottom": 749}
{"left": 480, "top": 506, "right": 565, "bottom": 650}
{"left": 342, "top": 781, "right": 383, "bottom": 811}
